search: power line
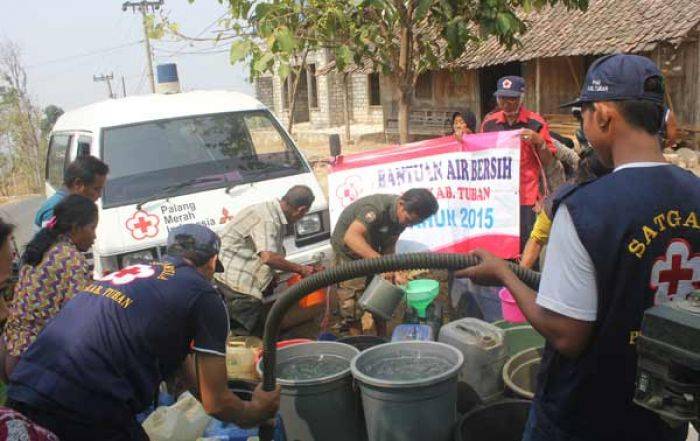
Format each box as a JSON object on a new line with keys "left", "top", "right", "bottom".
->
{"left": 163, "top": 12, "right": 228, "bottom": 60}
{"left": 26, "top": 41, "right": 143, "bottom": 69}
{"left": 153, "top": 46, "right": 229, "bottom": 56}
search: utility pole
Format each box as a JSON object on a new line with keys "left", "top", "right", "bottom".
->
{"left": 121, "top": 75, "right": 127, "bottom": 97}
{"left": 122, "top": 0, "right": 163, "bottom": 93}
{"left": 93, "top": 73, "right": 115, "bottom": 99}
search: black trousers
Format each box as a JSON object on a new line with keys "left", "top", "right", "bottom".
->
{"left": 520, "top": 204, "right": 537, "bottom": 254}
{"left": 7, "top": 399, "right": 148, "bottom": 441}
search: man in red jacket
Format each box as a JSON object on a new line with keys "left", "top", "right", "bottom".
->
{"left": 481, "top": 76, "right": 556, "bottom": 252}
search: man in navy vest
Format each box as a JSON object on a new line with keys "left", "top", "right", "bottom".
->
{"left": 460, "top": 54, "right": 699, "bottom": 440}
{"left": 6, "top": 224, "right": 280, "bottom": 440}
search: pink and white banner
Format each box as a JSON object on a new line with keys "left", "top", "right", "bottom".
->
{"left": 329, "top": 130, "right": 522, "bottom": 259}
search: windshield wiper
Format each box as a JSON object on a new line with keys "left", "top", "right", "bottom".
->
{"left": 135, "top": 177, "right": 224, "bottom": 210}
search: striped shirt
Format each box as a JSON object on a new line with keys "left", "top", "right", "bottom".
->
{"left": 215, "top": 200, "right": 287, "bottom": 299}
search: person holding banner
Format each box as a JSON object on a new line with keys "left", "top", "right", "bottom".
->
{"left": 461, "top": 54, "right": 697, "bottom": 441}
{"left": 331, "top": 189, "right": 439, "bottom": 335}
{"left": 481, "top": 76, "right": 556, "bottom": 252}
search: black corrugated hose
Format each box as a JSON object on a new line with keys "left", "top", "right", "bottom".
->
{"left": 258, "top": 252, "right": 541, "bottom": 440}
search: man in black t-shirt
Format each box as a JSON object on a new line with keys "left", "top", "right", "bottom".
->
{"left": 7, "top": 224, "right": 280, "bottom": 441}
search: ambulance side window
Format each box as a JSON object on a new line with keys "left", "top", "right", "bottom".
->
{"left": 244, "top": 114, "right": 295, "bottom": 165}
{"left": 46, "top": 133, "right": 73, "bottom": 189}
{"left": 77, "top": 135, "right": 92, "bottom": 157}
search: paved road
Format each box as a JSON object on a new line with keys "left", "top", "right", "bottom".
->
{"left": 0, "top": 195, "right": 43, "bottom": 250}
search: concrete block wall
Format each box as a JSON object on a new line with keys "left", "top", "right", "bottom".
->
{"left": 254, "top": 49, "right": 383, "bottom": 129}
{"left": 308, "top": 50, "right": 332, "bottom": 128}
{"left": 255, "top": 77, "right": 275, "bottom": 110}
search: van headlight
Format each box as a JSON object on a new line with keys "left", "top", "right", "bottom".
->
{"left": 118, "top": 249, "right": 157, "bottom": 268}
{"left": 295, "top": 213, "right": 323, "bottom": 237}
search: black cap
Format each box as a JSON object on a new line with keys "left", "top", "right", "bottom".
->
{"left": 166, "top": 224, "right": 224, "bottom": 272}
{"left": 494, "top": 76, "right": 525, "bottom": 97}
{"left": 561, "top": 54, "right": 664, "bottom": 107}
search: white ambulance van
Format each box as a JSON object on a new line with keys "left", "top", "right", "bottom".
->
{"left": 46, "top": 91, "right": 332, "bottom": 278}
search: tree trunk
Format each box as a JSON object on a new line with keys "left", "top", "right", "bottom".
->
{"left": 286, "top": 49, "right": 309, "bottom": 135}
{"left": 398, "top": 89, "right": 410, "bottom": 145}
{"left": 341, "top": 72, "right": 352, "bottom": 145}
{"left": 396, "top": 3, "right": 414, "bottom": 145}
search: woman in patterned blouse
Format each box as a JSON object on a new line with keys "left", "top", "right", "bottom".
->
{"left": 1, "top": 195, "right": 97, "bottom": 379}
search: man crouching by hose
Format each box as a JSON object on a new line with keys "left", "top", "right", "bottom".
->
{"left": 331, "top": 189, "right": 439, "bottom": 336}
{"left": 458, "top": 54, "right": 699, "bottom": 441}
{"left": 6, "top": 224, "right": 280, "bottom": 441}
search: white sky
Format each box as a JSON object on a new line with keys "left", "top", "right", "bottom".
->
{"left": 1, "top": 1, "right": 253, "bottom": 111}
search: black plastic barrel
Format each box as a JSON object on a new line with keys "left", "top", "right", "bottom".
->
{"left": 454, "top": 399, "right": 531, "bottom": 441}
{"left": 338, "top": 335, "right": 387, "bottom": 351}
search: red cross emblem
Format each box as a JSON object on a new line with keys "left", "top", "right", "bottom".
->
{"left": 101, "top": 264, "right": 155, "bottom": 285}
{"left": 650, "top": 239, "right": 700, "bottom": 303}
{"left": 220, "top": 207, "right": 234, "bottom": 224}
{"left": 502, "top": 79, "right": 512, "bottom": 89}
{"left": 126, "top": 210, "right": 160, "bottom": 240}
{"left": 336, "top": 176, "right": 362, "bottom": 207}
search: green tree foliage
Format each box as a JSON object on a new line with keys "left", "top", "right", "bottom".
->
{"left": 201, "top": 0, "right": 589, "bottom": 143}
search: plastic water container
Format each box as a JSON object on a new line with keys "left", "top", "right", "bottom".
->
{"left": 351, "top": 341, "right": 463, "bottom": 441}
{"left": 359, "top": 275, "right": 405, "bottom": 320}
{"left": 454, "top": 399, "right": 531, "bottom": 441}
{"left": 438, "top": 318, "right": 507, "bottom": 402}
{"left": 287, "top": 274, "right": 326, "bottom": 308}
{"left": 503, "top": 346, "right": 544, "bottom": 399}
{"left": 391, "top": 324, "right": 434, "bottom": 342}
{"left": 498, "top": 288, "right": 526, "bottom": 323}
{"left": 226, "top": 336, "right": 261, "bottom": 380}
{"left": 201, "top": 419, "right": 256, "bottom": 440}
{"left": 257, "top": 342, "right": 365, "bottom": 441}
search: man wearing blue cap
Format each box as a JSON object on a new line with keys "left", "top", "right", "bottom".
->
{"left": 461, "top": 54, "right": 699, "bottom": 440}
{"left": 481, "top": 76, "right": 556, "bottom": 252}
{"left": 5, "top": 224, "right": 280, "bottom": 440}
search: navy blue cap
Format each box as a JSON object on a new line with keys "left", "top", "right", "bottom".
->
{"left": 562, "top": 54, "right": 664, "bottom": 107}
{"left": 494, "top": 76, "right": 525, "bottom": 97}
{"left": 166, "top": 224, "right": 224, "bottom": 272}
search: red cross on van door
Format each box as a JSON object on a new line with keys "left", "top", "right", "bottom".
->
{"left": 125, "top": 210, "right": 160, "bottom": 240}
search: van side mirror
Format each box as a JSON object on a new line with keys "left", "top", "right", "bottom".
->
{"left": 329, "top": 134, "right": 342, "bottom": 157}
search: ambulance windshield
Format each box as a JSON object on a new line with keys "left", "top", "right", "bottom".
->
{"left": 101, "top": 110, "right": 307, "bottom": 208}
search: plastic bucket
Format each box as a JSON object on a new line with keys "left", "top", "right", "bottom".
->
{"left": 454, "top": 399, "right": 531, "bottom": 441}
{"left": 503, "top": 347, "right": 543, "bottom": 399}
{"left": 498, "top": 288, "right": 526, "bottom": 323}
{"left": 338, "top": 335, "right": 387, "bottom": 351}
{"left": 351, "top": 341, "right": 464, "bottom": 441}
{"left": 288, "top": 274, "right": 326, "bottom": 309}
{"left": 254, "top": 338, "right": 313, "bottom": 367}
{"left": 258, "top": 341, "right": 365, "bottom": 441}
{"left": 359, "top": 275, "right": 405, "bottom": 320}
{"left": 502, "top": 325, "right": 545, "bottom": 358}
{"left": 406, "top": 279, "right": 440, "bottom": 318}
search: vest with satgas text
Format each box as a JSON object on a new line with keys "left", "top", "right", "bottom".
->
{"left": 536, "top": 165, "right": 700, "bottom": 441}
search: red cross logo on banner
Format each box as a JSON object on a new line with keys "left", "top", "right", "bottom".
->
{"left": 336, "top": 176, "right": 362, "bottom": 207}
{"left": 650, "top": 239, "right": 700, "bottom": 303}
{"left": 102, "top": 264, "right": 156, "bottom": 285}
{"left": 220, "top": 207, "right": 234, "bottom": 224}
{"left": 126, "top": 210, "right": 160, "bottom": 240}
